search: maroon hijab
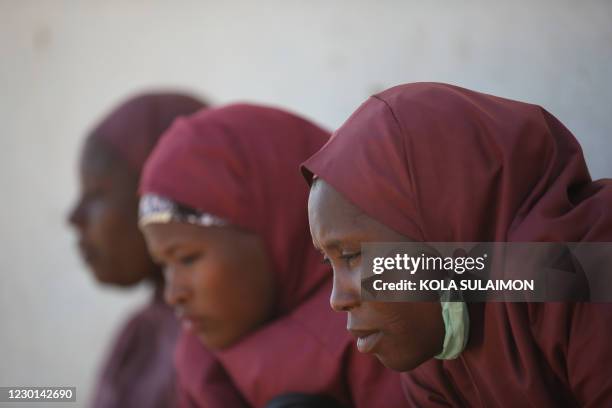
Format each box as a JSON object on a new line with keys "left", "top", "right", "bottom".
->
{"left": 88, "top": 92, "right": 206, "bottom": 408}
{"left": 140, "top": 104, "right": 405, "bottom": 407}
{"left": 302, "top": 83, "right": 612, "bottom": 406}
{"left": 89, "top": 92, "right": 206, "bottom": 173}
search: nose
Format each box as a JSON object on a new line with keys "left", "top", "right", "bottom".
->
{"left": 67, "top": 200, "right": 85, "bottom": 229}
{"left": 163, "top": 266, "right": 191, "bottom": 307}
{"left": 330, "top": 267, "right": 361, "bottom": 312}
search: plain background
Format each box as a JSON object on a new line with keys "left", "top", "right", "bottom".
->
{"left": 1, "top": 1, "right": 611, "bottom": 406}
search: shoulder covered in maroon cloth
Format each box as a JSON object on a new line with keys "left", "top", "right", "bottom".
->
{"left": 92, "top": 297, "right": 180, "bottom": 408}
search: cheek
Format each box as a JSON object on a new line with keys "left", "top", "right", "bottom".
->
{"left": 190, "top": 254, "right": 274, "bottom": 346}
{"left": 190, "top": 262, "right": 230, "bottom": 304}
{"left": 100, "top": 206, "right": 141, "bottom": 248}
{"left": 375, "top": 302, "right": 444, "bottom": 370}
{"left": 190, "top": 260, "right": 253, "bottom": 319}
{"left": 90, "top": 202, "right": 142, "bottom": 258}
{"left": 204, "top": 262, "right": 270, "bottom": 312}
{"left": 87, "top": 201, "right": 122, "bottom": 241}
{"left": 371, "top": 303, "right": 417, "bottom": 335}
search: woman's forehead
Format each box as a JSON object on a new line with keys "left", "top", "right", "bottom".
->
{"left": 309, "top": 181, "right": 372, "bottom": 244}
{"left": 309, "top": 179, "right": 409, "bottom": 245}
{"left": 80, "top": 138, "right": 123, "bottom": 174}
{"left": 309, "top": 180, "right": 360, "bottom": 224}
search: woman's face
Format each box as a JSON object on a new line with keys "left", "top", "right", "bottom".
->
{"left": 308, "top": 179, "right": 445, "bottom": 371}
{"left": 68, "top": 139, "right": 158, "bottom": 286}
{"left": 141, "top": 222, "right": 277, "bottom": 349}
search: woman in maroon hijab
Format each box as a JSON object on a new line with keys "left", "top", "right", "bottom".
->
{"left": 68, "top": 92, "right": 206, "bottom": 408}
{"left": 138, "top": 103, "right": 405, "bottom": 408}
{"left": 304, "top": 83, "right": 612, "bottom": 407}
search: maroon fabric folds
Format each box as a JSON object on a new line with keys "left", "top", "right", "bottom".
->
{"left": 89, "top": 92, "right": 206, "bottom": 173}
{"left": 140, "top": 104, "right": 405, "bottom": 407}
{"left": 302, "top": 83, "right": 612, "bottom": 407}
{"left": 92, "top": 295, "right": 181, "bottom": 408}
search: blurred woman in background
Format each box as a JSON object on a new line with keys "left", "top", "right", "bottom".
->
{"left": 304, "top": 82, "right": 612, "bottom": 406}
{"left": 139, "top": 103, "right": 404, "bottom": 407}
{"left": 68, "top": 92, "right": 206, "bottom": 408}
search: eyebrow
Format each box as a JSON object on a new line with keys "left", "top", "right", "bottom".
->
{"left": 163, "top": 243, "right": 179, "bottom": 257}
{"left": 318, "top": 239, "right": 343, "bottom": 252}
{"left": 156, "top": 239, "right": 190, "bottom": 260}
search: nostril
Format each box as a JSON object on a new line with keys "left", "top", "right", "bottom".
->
{"left": 164, "top": 278, "right": 189, "bottom": 307}
{"left": 330, "top": 292, "right": 355, "bottom": 313}
{"left": 330, "top": 273, "right": 360, "bottom": 312}
{"left": 164, "top": 286, "right": 176, "bottom": 304}
{"left": 67, "top": 209, "right": 78, "bottom": 226}
{"left": 164, "top": 287, "right": 177, "bottom": 306}
{"left": 68, "top": 203, "right": 86, "bottom": 227}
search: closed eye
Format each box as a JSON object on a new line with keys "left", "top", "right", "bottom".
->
{"left": 340, "top": 251, "right": 361, "bottom": 262}
{"left": 179, "top": 252, "right": 202, "bottom": 266}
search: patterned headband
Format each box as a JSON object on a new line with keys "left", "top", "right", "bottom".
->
{"left": 139, "top": 194, "right": 228, "bottom": 228}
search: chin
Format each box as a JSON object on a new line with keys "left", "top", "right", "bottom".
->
{"left": 91, "top": 269, "right": 119, "bottom": 285}
{"left": 196, "top": 334, "right": 215, "bottom": 349}
{"left": 375, "top": 351, "right": 432, "bottom": 372}
{"left": 197, "top": 332, "right": 236, "bottom": 351}
{"left": 91, "top": 268, "right": 138, "bottom": 287}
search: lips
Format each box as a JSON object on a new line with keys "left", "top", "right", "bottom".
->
{"left": 180, "top": 316, "right": 200, "bottom": 332}
{"left": 349, "top": 329, "right": 383, "bottom": 353}
{"left": 176, "top": 311, "right": 208, "bottom": 333}
{"left": 181, "top": 317, "right": 196, "bottom": 332}
{"left": 77, "top": 240, "right": 97, "bottom": 264}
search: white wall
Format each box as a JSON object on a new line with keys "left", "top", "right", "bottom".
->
{"left": 1, "top": 0, "right": 611, "bottom": 405}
